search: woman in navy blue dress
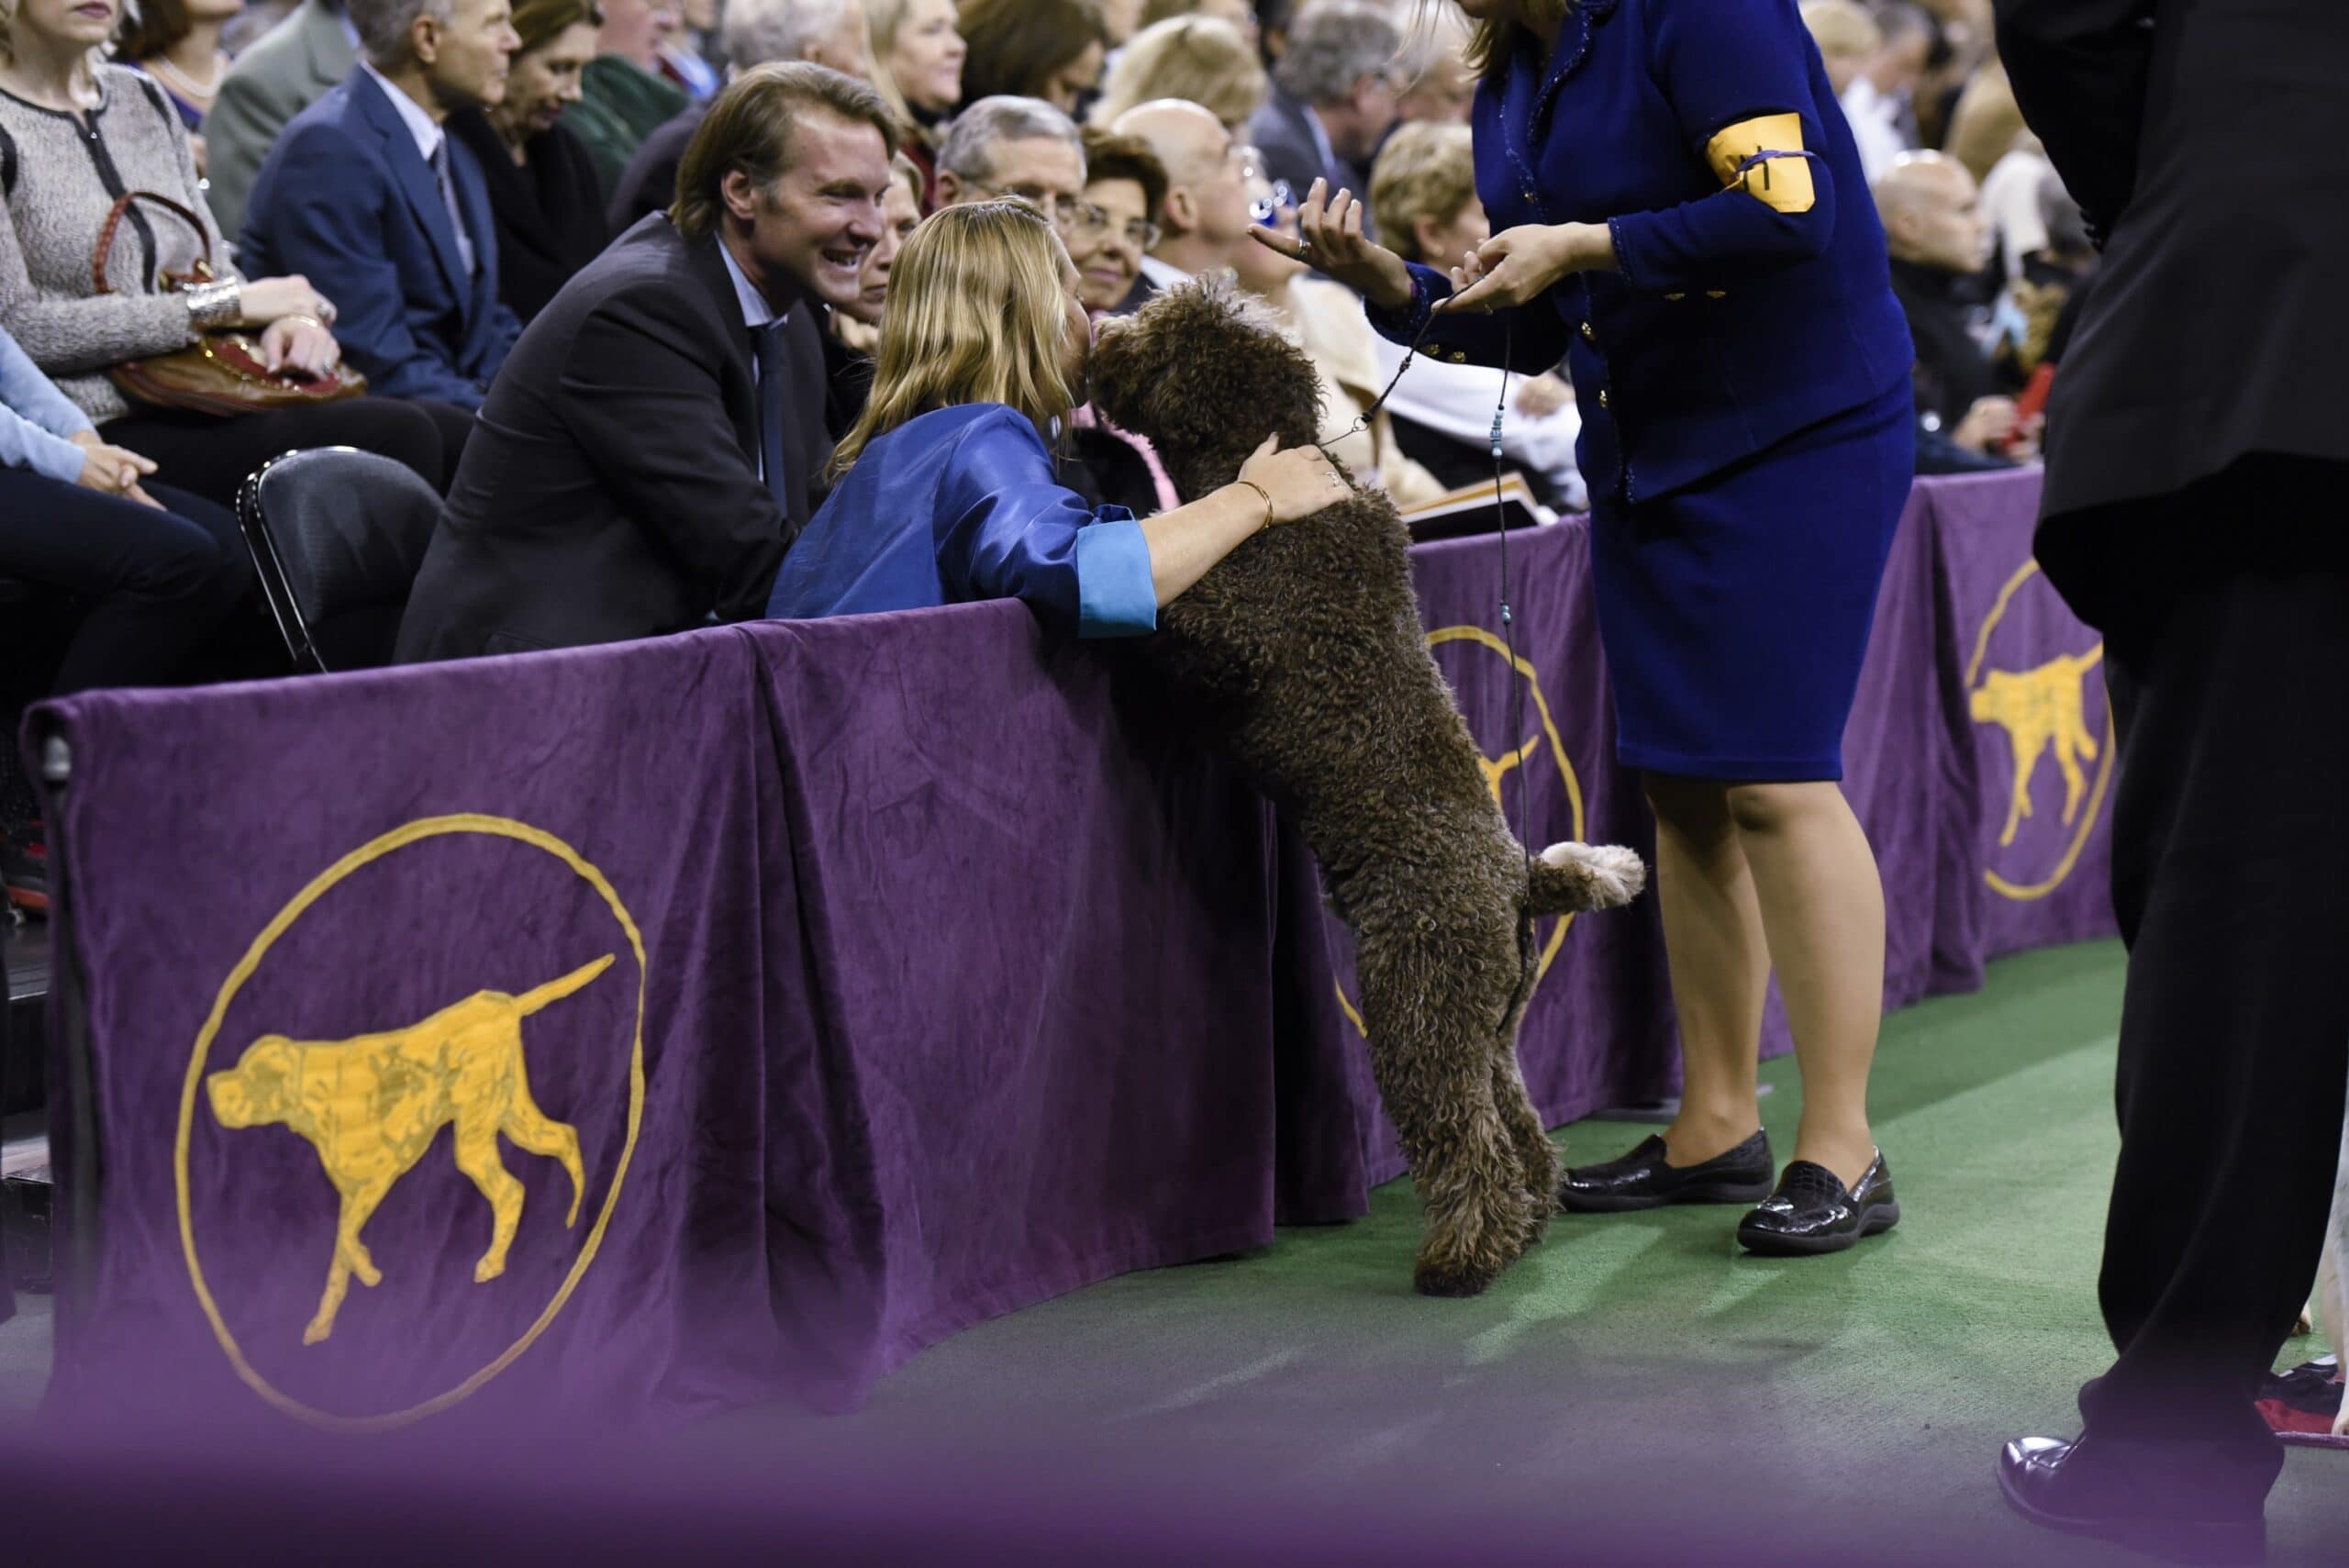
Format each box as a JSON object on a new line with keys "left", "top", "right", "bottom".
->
{"left": 769, "top": 200, "right": 1344, "bottom": 632}
{"left": 1274, "top": 0, "right": 1916, "bottom": 1253}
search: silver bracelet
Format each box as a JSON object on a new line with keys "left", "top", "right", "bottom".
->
{"left": 184, "top": 280, "right": 240, "bottom": 331}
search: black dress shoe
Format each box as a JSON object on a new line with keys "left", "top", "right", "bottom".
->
{"left": 1998, "top": 1436, "right": 2266, "bottom": 1565}
{"left": 1735, "top": 1151, "right": 1898, "bottom": 1254}
{"left": 1559, "top": 1130, "right": 1774, "bottom": 1213}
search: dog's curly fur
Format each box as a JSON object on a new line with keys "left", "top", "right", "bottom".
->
{"left": 1090, "top": 280, "right": 1648, "bottom": 1296}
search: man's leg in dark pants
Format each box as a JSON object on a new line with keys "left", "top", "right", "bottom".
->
{"left": 2080, "top": 461, "right": 2349, "bottom": 1508}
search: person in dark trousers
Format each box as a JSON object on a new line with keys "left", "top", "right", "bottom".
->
{"left": 1992, "top": 2, "right": 2349, "bottom": 1559}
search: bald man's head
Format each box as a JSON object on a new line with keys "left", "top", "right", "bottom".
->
{"left": 1875, "top": 151, "right": 1987, "bottom": 274}
{"left": 1111, "top": 98, "right": 1251, "bottom": 264}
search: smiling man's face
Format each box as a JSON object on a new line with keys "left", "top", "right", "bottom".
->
{"left": 731, "top": 110, "right": 896, "bottom": 310}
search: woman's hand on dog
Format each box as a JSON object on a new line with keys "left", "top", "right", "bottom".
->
{"left": 1439, "top": 224, "right": 1618, "bottom": 317}
{"left": 1259, "top": 179, "right": 1417, "bottom": 311}
{"left": 1239, "top": 435, "right": 1351, "bottom": 524}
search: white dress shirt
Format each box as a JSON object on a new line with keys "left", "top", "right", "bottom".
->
{"left": 1839, "top": 76, "right": 1911, "bottom": 187}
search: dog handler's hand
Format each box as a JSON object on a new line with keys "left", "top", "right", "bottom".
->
{"left": 1253, "top": 179, "right": 1416, "bottom": 312}
{"left": 1439, "top": 223, "right": 1616, "bottom": 315}
{"left": 1239, "top": 434, "right": 1349, "bottom": 524}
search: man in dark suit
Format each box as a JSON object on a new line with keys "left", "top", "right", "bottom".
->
{"left": 1992, "top": 2, "right": 2349, "bottom": 1556}
{"left": 1244, "top": 1, "right": 1401, "bottom": 226}
{"left": 242, "top": 0, "right": 526, "bottom": 411}
{"left": 395, "top": 62, "right": 896, "bottom": 662}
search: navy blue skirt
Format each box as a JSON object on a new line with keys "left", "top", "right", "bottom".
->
{"left": 1588, "top": 379, "right": 1915, "bottom": 782}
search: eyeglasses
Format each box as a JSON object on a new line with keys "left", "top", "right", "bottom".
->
{"left": 1248, "top": 179, "right": 1296, "bottom": 226}
{"left": 1063, "top": 200, "right": 1163, "bottom": 252}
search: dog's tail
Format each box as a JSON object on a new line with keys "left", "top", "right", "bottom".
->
{"left": 1525, "top": 842, "right": 1648, "bottom": 917}
{"left": 514, "top": 954, "right": 618, "bottom": 1017}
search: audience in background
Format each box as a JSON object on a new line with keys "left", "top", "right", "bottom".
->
{"left": 1089, "top": 15, "right": 1263, "bottom": 136}
{"left": 1110, "top": 96, "right": 1251, "bottom": 306}
{"left": 1391, "top": 6, "right": 1472, "bottom": 128}
{"left": 1800, "top": 0, "right": 1881, "bottom": 99}
{"left": 608, "top": 0, "right": 872, "bottom": 236}
{"left": 654, "top": 0, "right": 717, "bottom": 97}
{"left": 953, "top": 0, "right": 1106, "bottom": 118}
{"left": 0, "top": 324, "right": 251, "bottom": 693}
{"left": 396, "top": 64, "right": 895, "bottom": 662}
{"left": 566, "top": 0, "right": 688, "bottom": 195}
{"left": 866, "top": 0, "right": 963, "bottom": 203}
{"left": 1364, "top": 121, "right": 1585, "bottom": 510}
{"left": 242, "top": 0, "right": 525, "bottom": 415}
{"left": 1874, "top": 151, "right": 2027, "bottom": 473}
{"left": 448, "top": 0, "right": 609, "bottom": 323}
{"left": 1230, "top": 153, "right": 1437, "bottom": 506}
{"left": 203, "top": 0, "right": 359, "bottom": 239}
{"left": 114, "top": 0, "right": 243, "bottom": 172}
{"left": 1841, "top": 0, "right": 1931, "bottom": 184}
{"left": 933, "top": 95, "right": 1087, "bottom": 221}
{"left": 0, "top": 0, "right": 459, "bottom": 503}
{"left": 1248, "top": 0, "right": 1402, "bottom": 217}
{"left": 1979, "top": 128, "right": 2056, "bottom": 280}
{"left": 1069, "top": 128, "right": 1166, "bottom": 316}
{"left": 1941, "top": 60, "right": 2022, "bottom": 185}
{"left": 1143, "top": 0, "right": 1256, "bottom": 50}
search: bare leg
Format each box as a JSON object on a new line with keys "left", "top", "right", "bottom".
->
{"left": 1643, "top": 773, "right": 1771, "bottom": 1167}
{"left": 1728, "top": 781, "right": 1886, "bottom": 1188}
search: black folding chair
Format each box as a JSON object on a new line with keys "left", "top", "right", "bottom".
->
{"left": 234, "top": 447, "right": 441, "bottom": 673}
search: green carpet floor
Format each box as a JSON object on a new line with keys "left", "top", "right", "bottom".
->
{"left": 681, "top": 940, "right": 2347, "bottom": 1563}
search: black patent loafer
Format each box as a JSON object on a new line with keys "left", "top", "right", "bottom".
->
{"left": 1559, "top": 1130, "right": 1774, "bottom": 1213}
{"left": 1736, "top": 1151, "right": 1898, "bottom": 1254}
{"left": 1998, "top": 1437, "right": 2266, "bottom": 1566}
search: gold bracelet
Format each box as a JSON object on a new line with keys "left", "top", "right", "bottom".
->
{"left": 1234, "top": 479, "right": 1275, "bottom": 529}
{"left": 282, "top": 313, "right": 324, "bottom": 332}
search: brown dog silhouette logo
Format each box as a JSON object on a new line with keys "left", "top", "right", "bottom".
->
{"left": 206, "top": 954, "right": 612, "bottom": 1346}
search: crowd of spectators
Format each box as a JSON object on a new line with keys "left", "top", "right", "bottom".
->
{"left": 1, "top": 0, "right": 2097, "bottom": 885}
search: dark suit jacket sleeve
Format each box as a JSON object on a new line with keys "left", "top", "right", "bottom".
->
{"left": 555, "top": 291, "right": 787, "bottom": 619}
{"left": 1605, "top": 0, "right": 1840, "bottom": 294}
{"left": 1994, "top": 0, "right": 2158, "bottom": 240}
{"left": 257, "top": 120, "right": 494, "bottom": 407}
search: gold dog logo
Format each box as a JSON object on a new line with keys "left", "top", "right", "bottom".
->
{"left": 1335, "top": 626, "right": 1587, "bottom": 1037}
{"left": 1966, "top": 562, "right": 2113, "bottom": 900}
{"left": 175, "top": 815, "right": 647, "bottom": 1433}
{"left": 206, "top": 955, "right": 609, "bottom": 1346}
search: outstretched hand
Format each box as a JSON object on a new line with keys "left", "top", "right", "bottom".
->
{"left": 1251, "top": 178, "right": 1417, "bottom": 311}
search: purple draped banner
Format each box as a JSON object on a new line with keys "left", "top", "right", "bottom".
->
{"left": 28, "top": 471, "right": 2106, "bottom": 1433}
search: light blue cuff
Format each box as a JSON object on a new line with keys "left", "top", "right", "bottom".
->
{"left": 1074, "top": 516, "right": 1157, "bottom": 639}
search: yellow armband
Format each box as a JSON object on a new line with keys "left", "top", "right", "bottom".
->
{"left": 1705, "top": 113, "right": 1817, "bottom": 215}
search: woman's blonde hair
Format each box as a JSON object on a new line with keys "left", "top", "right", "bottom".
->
{"left": 1417, "top": 0, "right": 1570, "bottom": 83}
{"left": 830, "top": 200, "right": 1078, "bottom": 475}
{"left": 1089, "top": 15, "right": 1265, "bottom": 130}
{"left": 1370, "top": 120, "right": 1476, "bottom": 263}
{"left": 864, "top": 0, "right": 930, "bottom": 147}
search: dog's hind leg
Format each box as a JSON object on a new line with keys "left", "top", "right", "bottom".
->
{"left": 501, "top": 1082, "right": 585, "bottom": 1228}
{"left": 1490, "top": 971, "right": 1556, "bottom": 1239}
{"left": 1358, "top": 921, "right": 1538, "bottom": 1298}
{"left": 453, "top": 1120, "right": 528, "bottom": 1283}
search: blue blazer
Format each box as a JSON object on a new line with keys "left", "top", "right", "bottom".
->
{"left": 766, "top": 404, "right": 1157, "bottom": 638}
{"left": 242, "top": 69, "right": 521, "bottom": 408}
{"left": 1370, "top": 0, "right": 1912, "bottom": 504}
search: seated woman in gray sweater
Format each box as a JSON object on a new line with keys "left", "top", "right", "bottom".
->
{"left": 0, "top": 0, "right": 468, "bottom": 500}
{"left": 0, "top": 322, "right": 249, "bottom": 693}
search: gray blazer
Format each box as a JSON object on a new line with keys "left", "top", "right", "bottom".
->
{"left": 204, "top": 0, "right": 356, "bottom": 242}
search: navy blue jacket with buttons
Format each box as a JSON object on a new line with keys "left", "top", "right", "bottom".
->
{"left": 1368, "top": 0, "right": 1912, "bottom": 505}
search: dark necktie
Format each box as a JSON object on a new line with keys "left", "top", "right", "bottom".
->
{"left": 429, "top": 140, "right": 477, "bottom": 280}
{"left": 753, "top": 319, "right": 795, "bottom": 518}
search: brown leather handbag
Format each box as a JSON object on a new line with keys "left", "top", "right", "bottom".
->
{"left": 92, "top": 190, "right": 368, "bottom": 417}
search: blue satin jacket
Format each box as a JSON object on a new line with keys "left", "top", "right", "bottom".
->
{"left": 1369, "top": 0, "right": 1913, "bottom": 504}
{"left": 765, "top": 403, "right": 1158, "bottom": 637}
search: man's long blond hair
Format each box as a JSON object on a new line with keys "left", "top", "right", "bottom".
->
{"left": 829, "top": 200, "right": 1078, "bottom": 476}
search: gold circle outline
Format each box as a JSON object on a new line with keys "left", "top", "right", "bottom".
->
{"left": 1964, "top": 561, "right": 2115, "bottom": 902}
{"left": 1335, "top": 626, "right": 1588, "bottom": 1036}
{"left": 173, "top": 813, "right": 648, "bottom": 1433}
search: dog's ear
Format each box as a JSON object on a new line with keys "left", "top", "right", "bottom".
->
{"left": 1085, "top": 313, "right": 1159, "bottom": 435}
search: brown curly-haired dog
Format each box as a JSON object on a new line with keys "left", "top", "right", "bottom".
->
{"left": 1090, "top": 279, "right": 1648, "bottom": 1297}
